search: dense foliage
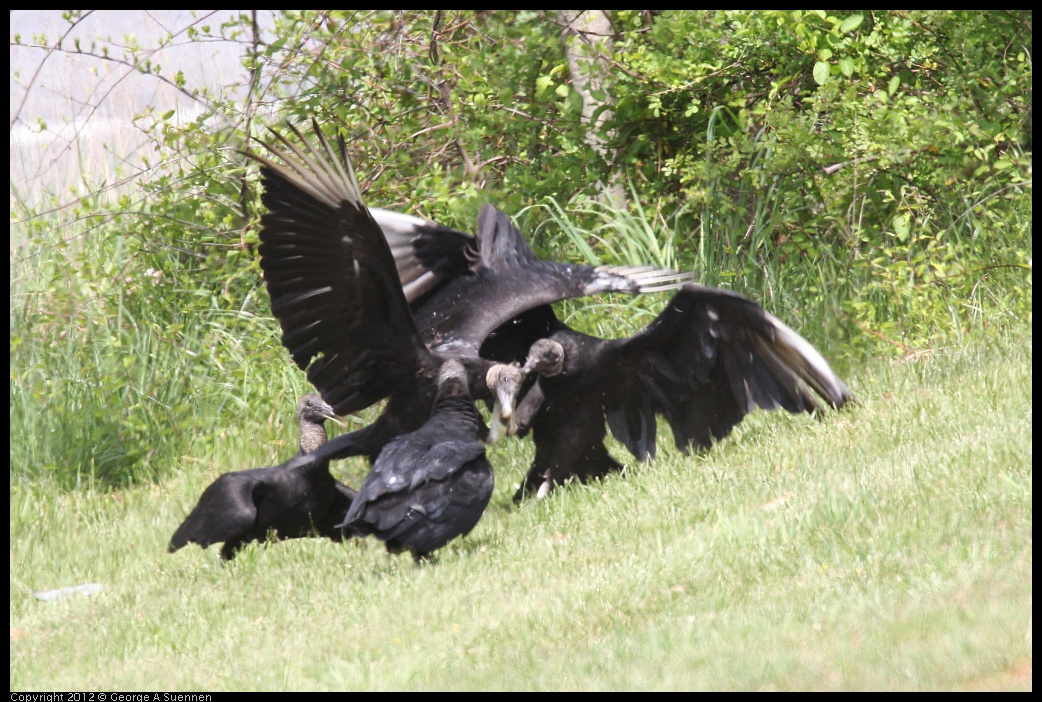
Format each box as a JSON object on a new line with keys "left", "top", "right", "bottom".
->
{"left": 10, "top": 10, "right": 1031, "bottom": 487}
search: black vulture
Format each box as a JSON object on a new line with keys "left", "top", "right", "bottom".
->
{"left": 337, "top": 359, "right": 495, "bottom": 562}
{"left": 246, "top": 123, "right": 688, "bottom": 468}
{"left": 168, "top": 394, "right": 355, "bottom": 559}
{"left": 362, "top": 209, "right": 852, "bottom": 501}
{"left": 370, "top": 206, "right": 686, "bottom": 366}
{"left": 511, "top": 285, "right": 853, "bottom": 500}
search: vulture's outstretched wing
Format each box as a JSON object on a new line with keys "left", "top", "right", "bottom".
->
{"left": 601, "top": 285, "right": 852, "bottom": 459}
{"left": 168, "top": 470, "right": 269, "bottom": 553}
{"left": 369, "top": 205, "right": 692, "bottom": 355}
{"left": 512, "top": 284, "right": 852, "bottom": 501}
{"left": 370, "top": 207, "right": 474, "bottom": 305}
{"left": 246, "top": 124, "right": 437, "bottom": 416}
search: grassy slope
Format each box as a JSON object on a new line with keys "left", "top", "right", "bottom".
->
{"left": 9, "top": 329, "right": 1031, "bottom": 691}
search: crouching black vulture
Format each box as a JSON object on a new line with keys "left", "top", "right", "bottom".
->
{"left": 512, "top": 284, "right": 853, "bottom": 500}
{"left": 336, "top": 359, "right": 495, "bottom": 562}
{"left": 245, "top": 122, "right": 688, "bottom": 468}
{"left": 168, "top": 394, "right": 355, "bottom": 559}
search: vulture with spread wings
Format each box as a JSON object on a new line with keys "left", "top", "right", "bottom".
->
{"left": 248, "top": 123, "right": 689, "bottom": 468}
{"left": 366, "top": 210, "right": 853, "bottom": 501}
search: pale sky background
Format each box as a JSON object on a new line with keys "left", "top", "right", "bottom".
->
{"left": 10, "top": 10, "right": 275, "bottom": 198}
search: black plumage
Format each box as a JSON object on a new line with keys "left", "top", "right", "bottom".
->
{"left": 246, "top": 123, "right": 687, "bottom": 468}
{"left": 371, "top": 206, "right": 688, "bottom": 363}
{"left": 374, "top": 205, "right": 690, "bottom": 352}
{"left": 364, "top": 209, "right": 851, "bottom": 501}
{"left": 337, "top": 360, "right": 495, "bottom": 562}
{"left": 168, "top": 394, "right": 355, "bottom": 559}
{"left": 512, "top": 285, "right": 853, "bottom": 500}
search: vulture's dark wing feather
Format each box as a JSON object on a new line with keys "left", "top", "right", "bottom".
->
{"left": 168, "top": 470, "right": 269, "bottom": 552}
{"left": 337, "top": 362, "right": 494, "bottom": 560}
{"left": 347, "top": 438, "right": 486, "bottom": 532}
{"left": 512, "top": 285, "right": 852, "bottom": 501}
{"left": 379, "top": 455, "right": 493, "bottom": 556}
{"left": 369, "top": 205, "right": 692, "bottom": 355}
{"left": 168, "top": 394, "right": 351, "bottom": 557}
{"left": 246, "top": 124, "right": 437, "bottom": 416}
{"left": 370, "top": 207, "right": 475, "bottom": 305}
{"left": 601, "top": 284, "right": 852, "bottom": 458}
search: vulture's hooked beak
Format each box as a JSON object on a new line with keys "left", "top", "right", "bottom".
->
{"left": 486, "top": 363, "right": 524, "bottom": 441}
{"left": 496, "top": 376, "right": 519, "bottom": 436}
{"left": 521, "top": 338, "right": 565, "bottom": 378}
{"left": 310, "top": 396, "right": 346, "bottom": 428}
{"left": 316, "top": 403, "right": 347, "bottom": 428}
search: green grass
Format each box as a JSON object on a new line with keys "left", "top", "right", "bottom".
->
{"left": 9, "top": 329, "right": 1031, "bottom": 691}
{"left": 9, "top": 13, "right": 1031, "bottom": 689}
{"left": 9, "top": 210, "right": 312, "bottom": 489}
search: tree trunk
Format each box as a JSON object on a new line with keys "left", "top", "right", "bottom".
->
{"left": 557, "top": 10, "right": 626, "bottom": 208}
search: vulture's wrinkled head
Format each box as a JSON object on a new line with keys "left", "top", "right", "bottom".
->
{"left": 522, "top": 338, "right": 565, "bottom": 378}
{"left": 297, "top": 393, "right": 342, "bottom": 426}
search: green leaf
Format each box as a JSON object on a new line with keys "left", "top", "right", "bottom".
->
{"left": 813, "top": 61, "right": 829, "bottom": 86}
{"left": 839, "top": 15, "right": 863, "bottom": 34}
{"left": 888, "top": 75, "right": 900, "bottom": 96}
{"left": 839, "top": 58, "right": 855, "bottom": 77}
{"left": 893, "top": 213, "right": 910, "bottom": 243}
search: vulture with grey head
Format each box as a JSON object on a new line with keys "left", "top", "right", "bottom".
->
{"left": 337, "top": 359, "right": 495, "bottom": 562}
{"left": 246, "top": 122, "right": 689, "bottom": 471}
{"left": 168, "top": 394, "right": 355, "bottom": 559}
{"left": 365, "top": 210, "right": 853, "bottom": 501}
